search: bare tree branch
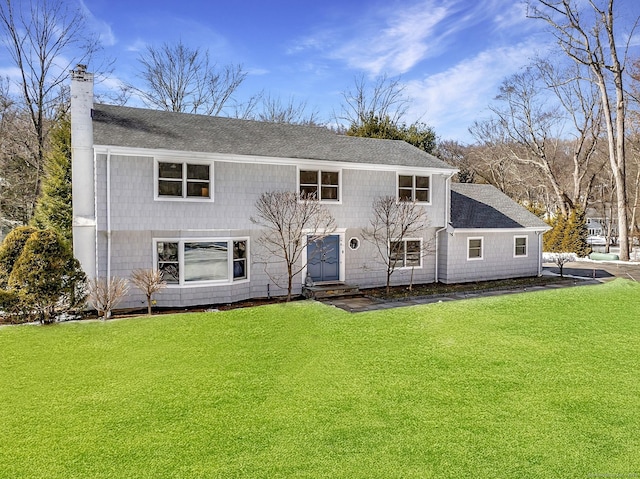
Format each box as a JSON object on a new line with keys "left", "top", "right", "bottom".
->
{"left": 251, "top": 191, "right": 336, "bottom": 301}
{"left": 128, "top": 40, "right": 246, "bottom": 116}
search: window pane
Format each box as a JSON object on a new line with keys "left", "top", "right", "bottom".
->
{"left": 398, "top": 188, "right": 413, "bottom": 201}
{"left": 389, "top": 241, "right": 404, "bottom": 263}
{"left": 321, "top": 186, "right": 338, "bottom": 200}
{"left": 233, "top": 259, "right": 246, "bottom": 280}
{"left": 187, "top": 164, "right": 209, "bottom": 180}
{"left": 157, "top": 242, "right": 179, "bottom": 262}
{"left": 233, "top": 240, "right": 247, "bottom": 280}
{"left": 415, "top": 189, "right": 429, "bottom": 202}
{"left": 321, "top": 171, "right": 339, "bottom": 186}
{"left": 300, "top": 170, "right": 318, "bottom": 185}
{"left": 416, "top": 176, "right": 429, "bottom": 188}
{"left": 469, "top": 239, "right": 482, "bottom": 258}
{"left": 233, "top": 240, "right": 247, "bottom": 259}
{"left": 158, "top": 162, "right": 182, "bottom": 179}
{"left": 300, "top": 185, "right": 318, "bottom": 199}
{"left": 159, "top": 180, "right": 183, "bottom": 197}
{"left": 157, "top": 242, "right": 179, "bottom": 283}
{"left": 187, "top": 181, "right": 210, "bottom": 197}
{"left": 184, "top": 242, "right": 228, "bottom": 282}
{"left": 399, "top": 175, "right": 413, "bottom": 187}
{"left": 158, "top": 263, "right": 179, "bottom": 283}
{"left": 515, "top": 237, "right": 526, "bottom": 255}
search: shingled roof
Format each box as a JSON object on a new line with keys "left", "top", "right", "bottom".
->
{"left": 92, "top": 104, "right": 455, "bottom": 170}
{"left": 450, "top": 183, "right": 549, "bottom": 230}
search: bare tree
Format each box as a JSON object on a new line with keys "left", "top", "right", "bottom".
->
{"left": 528, "top": 0, "right": 638, "bottom": 259}
{"left": 0, "top": 0, "right": 102, "bottom": 215}
{"left": 254, "top": 93, "right": 322, "bottom": 125}
{"left": 86, "top": 277, "right": 129, "bottom": 319}
{"left": 129, "top": 40, "right": 246, "bottom": 116}
{"left": 362, "top": 196, "right": 431, "bottom": 294}
{"left": 543, "top": 251, "right": 577, "bottom": 277}
{"left": 436, "top": 140, "right": 475, "bottom": 183}
{"left": 335, "top": 73, "right": 409, "bottom": 128}
{"left": 251, "top": 191, "right": 336, "bottom": 301}
{"left": 130, "top": 269, "right": 166, "bottom": 315}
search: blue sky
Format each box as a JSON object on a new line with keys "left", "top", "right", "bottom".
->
{"left": 9, "top": 0, "right": 640, "bottom": 142}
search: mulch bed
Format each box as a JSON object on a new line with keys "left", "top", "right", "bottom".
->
{"left": 1, "top": 275, "right": 576, "bottom": 324}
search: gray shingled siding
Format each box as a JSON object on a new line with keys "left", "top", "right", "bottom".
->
{"left": 438, "top": 231, "right": 542, "bottom": 284}
{"left": 96, "top": 153, "right": 445, "bottom": 308}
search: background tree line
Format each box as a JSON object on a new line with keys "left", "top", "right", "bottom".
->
{"left": 0, "top": 0, "right": 639, "bottom": 264}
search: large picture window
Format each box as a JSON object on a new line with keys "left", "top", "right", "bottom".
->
{"left": 467, "top": 237, "right": 483, "bottom": 260}
{"left": 155, "top": 239, "right": 248, "bottom": 285}
{"left": 389, "top": 239, "right": 422, "bottom": 268}
{"left": 398, "top": 175, "right": 430, "bottom": 203}
{"left": 158, "top": 161, "right": 211, "bottom": 199}
{"left": 299, "top": 169, "right": 340, "bottom": 201}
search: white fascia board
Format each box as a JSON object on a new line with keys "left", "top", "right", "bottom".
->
{"left": 448, "top": 226, "right": 550, "bottom": 234}
{"left": 93, "top": 144, "right": 458, "bottom": 175}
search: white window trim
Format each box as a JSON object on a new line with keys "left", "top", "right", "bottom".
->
{"left": 467, "top": 236, "right": 484, "bottom": 261}
{"left": 297, "top": 166, "right": 342, "bottom": 204}
{"left": 154, "top": 158, "right": 215, "bottom": 202}
{"left": 389, "top": 238, "right": 423, "bottom": 269}
{"left": 514, "top": 235, "right": 528, "bottom": 258}
{"left": 153, "top": 237, "right": 250, "bottom": 287}
{"left": 396, "top": 173, "right": 432, "bottom": 205}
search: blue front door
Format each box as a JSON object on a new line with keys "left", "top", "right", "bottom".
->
{"left": 307, "top": 235, "right": 340, "bottom": 282}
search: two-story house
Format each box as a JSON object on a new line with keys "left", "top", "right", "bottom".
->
{"left": 71, "top": 67, "right": 549, "bottom": 309}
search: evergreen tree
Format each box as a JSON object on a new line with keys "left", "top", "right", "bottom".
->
{"left": 0, "top": 225, "right": 38, "bottom": 288}
{"left": 31, "top": 115, "right": 72, "bottom": 244}
{"left": 543, "top": 211, "right": 565, "bottom": 252}
{"left": 8, "top": 229, "right": 85, "bottom": 323}
{"left": 347, "top": 113, "right": 437, "bottom": 154}
{"left": 543, "top": 208, "right": 590, "bottom": 257}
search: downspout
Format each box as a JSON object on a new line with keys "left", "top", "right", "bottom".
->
{"left": 93, "top": 149, "right": 99, "bottom": 279}
{"left": 537, "top": 231, "right": 543, "bottom": 277}
{"left": 106, "top": 149, "right": 112, "bottom": 281}
{"left": 434, "top": 173, "right": 455, "bottom": 283}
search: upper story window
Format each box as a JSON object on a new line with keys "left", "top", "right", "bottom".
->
{"left": 398, "top": 175, "right": 430, "bottom": 203}
{"left": 157, "top": 161, "right": 211, "bottom": 199}
{"left": 299, "top": 169, "right": 340, "bottom": 201}
{"left": 514, "top": 236, "right": 527, "bottom": 257}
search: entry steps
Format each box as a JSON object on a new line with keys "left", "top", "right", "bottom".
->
{"left": 302, "top": 282, "right": 361, "bottom": 299}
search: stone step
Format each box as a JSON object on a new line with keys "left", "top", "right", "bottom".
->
{"left": 302, "top": 283, "right": 361, "bottom": 299}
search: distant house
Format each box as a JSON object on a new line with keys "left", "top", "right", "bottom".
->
{"left": 70, "top": 67, "right": 550, "bottom": 309}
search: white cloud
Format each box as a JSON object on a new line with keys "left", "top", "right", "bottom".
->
{"left": 79, "top": 0, "right": 117, "bottom": 47}
{"left": 404, "top": 41, "right": 540, "bottom": 142}
{"left": 334, "top": 4, "right": 451, "bottom": 75}
{"left": 126, "top": 39, "right": 148, "bottom": 53}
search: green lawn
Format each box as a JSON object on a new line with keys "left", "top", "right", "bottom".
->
{"left": 1, "top": 279, "right": 640, "bottom": 478}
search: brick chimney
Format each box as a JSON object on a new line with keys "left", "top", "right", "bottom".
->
{"left": 70, "top": 64, "right": 96, "bottom": 279}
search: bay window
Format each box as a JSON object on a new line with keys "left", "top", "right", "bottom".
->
{"left": 155, "top": 239, "right": 249, "bottom": 285}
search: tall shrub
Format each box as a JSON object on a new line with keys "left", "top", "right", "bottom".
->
{"left": 7, "top": 229, "right": 85, "bottom": 323}
{"left": 0, "top": 226, "right": 38, "bottom": 288}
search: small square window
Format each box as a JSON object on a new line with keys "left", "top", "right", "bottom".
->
{"left": 515, "top": 237, "right": 527, "bottom": 257}
{"left": 468, "top": 238, "right": 483, "bottom": 260}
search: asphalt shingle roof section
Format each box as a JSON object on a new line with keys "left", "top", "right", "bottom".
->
{"left": 92, "top": 104, "right": 455, "bottom": 170}
{"left": 450, "top": 183, "right": 549, "bottom": 229}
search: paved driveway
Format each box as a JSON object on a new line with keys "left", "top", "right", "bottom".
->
{"left": 543, "top": 261, "right": 640, "bottom": 281}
